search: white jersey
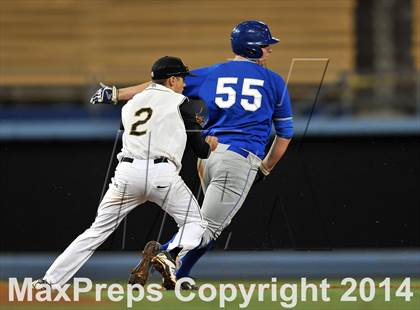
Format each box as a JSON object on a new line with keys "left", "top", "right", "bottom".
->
{"left": 119, "top": 83, "right": 187, "bottom": 170}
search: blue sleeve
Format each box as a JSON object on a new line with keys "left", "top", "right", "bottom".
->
{"left": 273, "top": 75, "right": 293, "bottom": 139}
{"left": 183, "top": 66, "right": 212, "bottom": 98}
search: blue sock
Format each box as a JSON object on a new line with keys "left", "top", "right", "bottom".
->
{"left": 176, "top": 240, "right": 214, "bottom": 279}
{"left": 160, "top": 235, "right": 176, "bottom": 251}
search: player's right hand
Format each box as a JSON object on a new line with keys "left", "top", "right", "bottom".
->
{"left": 253, "top": 168, "right": 266, "bottom": 184}
{"left": 254, "top": 163, "right": 270, "bottom": 184}
{"left": 206, "top": 136, "right": 218, "bottom": 151}
{"left": 90, "top": 83, "right": 119, "bottom": 105}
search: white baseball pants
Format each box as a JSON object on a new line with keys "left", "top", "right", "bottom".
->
{"left": 44, "top": 159, "right": 207, "bottom": 287}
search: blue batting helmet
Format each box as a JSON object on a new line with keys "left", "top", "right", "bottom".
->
{"left": 231, "top": 20, "right": 279, "bottom": 59}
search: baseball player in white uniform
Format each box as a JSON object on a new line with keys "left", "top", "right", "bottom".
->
{"left": 32, "top": 56, "right": 218, "bottom": 290}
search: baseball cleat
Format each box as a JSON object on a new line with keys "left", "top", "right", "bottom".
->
{"left": 180, "top": 281, "right": 199, "bottom": 290}
{"left": 151, "top": 251, "right": 177, "bottom": 290}
{"left": 128, "top": 241, "right": 161, "bottom": 286}
{"left": 32, "top": 279, "right": 51, "bottom": 290}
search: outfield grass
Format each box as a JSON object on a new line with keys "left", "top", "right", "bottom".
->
{"left": 2, "top": 279, "right": 419, "bottom": 310}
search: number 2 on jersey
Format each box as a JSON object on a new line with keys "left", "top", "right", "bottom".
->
{"left": 130, "top": 107, "right": 153, "bottom": 136}
{"left": 215, "top": 77, "right": 264, "bottom": 112}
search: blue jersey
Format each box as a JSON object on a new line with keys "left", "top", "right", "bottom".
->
{"left": 184, "top": 59, "right": 293, "bottom": 159}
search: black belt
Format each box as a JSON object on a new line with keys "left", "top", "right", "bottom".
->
{"left": 121, "top": 157, "right": 168, "bottom": 164}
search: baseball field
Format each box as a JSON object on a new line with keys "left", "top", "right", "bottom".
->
{"left": 2, "top": 279, "right": 420, "bottom": 310}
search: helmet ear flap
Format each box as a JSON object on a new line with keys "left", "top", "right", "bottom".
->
{"left": 232, "top": 42, "right": 263, "bottom": 59}
{"left": 245, "top": 44, "right": 263, "bottom": 59}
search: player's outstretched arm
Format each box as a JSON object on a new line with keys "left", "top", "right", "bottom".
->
{"left": 90, "top": 82, "right": 151, "bottom": 105}
{"left": 118, "top": 82, "right": 151, "bottom": 101}
{"left": 90, "top": 58, "right": 267, "bottom": 105}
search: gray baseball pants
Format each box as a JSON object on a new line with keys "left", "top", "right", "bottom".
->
{"left": 198, "top": 143, "right": 261, "bottom": 245}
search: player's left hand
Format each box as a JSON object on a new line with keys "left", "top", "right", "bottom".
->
{"left": 206, "top": 136, "right": 218, "bottom": 151}
{"left": 90, "top": 83, "right": 119, "bottom": 105}
{"left": 196, "top": 114, "right": 205, "bottom": 126}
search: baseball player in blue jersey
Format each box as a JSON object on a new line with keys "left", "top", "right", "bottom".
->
{"left": 91, "top": 20, "right": 293, "bottom": 289}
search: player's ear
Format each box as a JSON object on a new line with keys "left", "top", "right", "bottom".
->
{"left": 167, "top": 76, "right": 176, "bottom": 87}
{"left": 163, "top": 76, "right": 173, "bottom": 88}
